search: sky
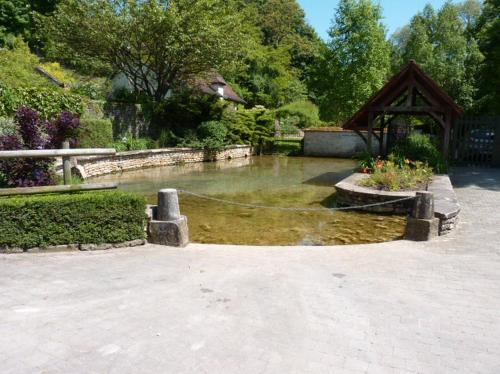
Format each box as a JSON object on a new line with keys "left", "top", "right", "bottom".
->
{"left": 297, "top": 0, "right": 456, "bottom": 40}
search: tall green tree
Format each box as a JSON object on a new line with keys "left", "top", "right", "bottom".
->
{"left": 47, "top": 0, "right": 246, "bottom": 102}
{"left": 313, "top": 0, "right": 391, "bottom": 122}
{"left": 476, "top": 0, "right": 500, "bottom": 114}
{"left": 0, "top": 0, "right": 61, "bottom": 46}
{"left": 222, "top": 0, "right": 323, "bottom": 108}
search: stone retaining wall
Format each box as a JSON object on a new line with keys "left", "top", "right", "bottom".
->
{"left": 335, "top": 173, "right": 416, "bottom": 214}
{"left": 72, "top": 145, "right": 253, "bottom": 178}
{"left": 428, "top": 175, "right": 460, "bottom": 235}
{"left": 304, "top": 129, "right": 386, "bottom": 158}
{"left": 335, "top": 173, "right": 460, "bottom": 236}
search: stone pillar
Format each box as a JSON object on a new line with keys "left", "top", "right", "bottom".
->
{"left": 157, "top": 189, "right": 181, "bottom": 221}
{"left": 405, "top": 191, "right": 439, "bottom": 241}
{"left": 411, "top": 191, "right": 434, "bottom": 220}
{"left": 148, "top": 189, "right": 189, "bottom": 247}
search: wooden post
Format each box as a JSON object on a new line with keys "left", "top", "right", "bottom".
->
{"left": 442, "top": 111, "right": 452, "bottom": 159}
{"left": 62, "top": 141, "right": 71, "bottom": 185}
{"left": 367, "top": 111, "right": 374, "bottom": 155}
{"left": 379, "top": 115, "right": 385, "bottom": 156}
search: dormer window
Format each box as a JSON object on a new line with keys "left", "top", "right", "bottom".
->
{"left": 217, "top": 85, "right": 224, "bottom": 97}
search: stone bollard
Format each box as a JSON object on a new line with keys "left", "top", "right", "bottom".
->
{"left": 404, "top": 191, "right": 439, "bottom": 241}
{"left": 148, "top": 189, "right": 189, "bottom": 247}
{"left": 157, "top": 189, "right": 181, "bottom": 221}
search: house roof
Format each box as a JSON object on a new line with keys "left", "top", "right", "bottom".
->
{"left": 342, "top": 60, "right": 463, "bottom": 130}
{"left": 195, "top": 72, "right": 246, "bottom": 104}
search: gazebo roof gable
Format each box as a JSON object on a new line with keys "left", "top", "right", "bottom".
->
{"left": 343, "top": 60, "right": 463, "bottom": 130}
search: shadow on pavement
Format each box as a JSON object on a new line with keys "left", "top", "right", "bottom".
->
{"left": 450, "top": 167, "right": 500, "bottom": 191}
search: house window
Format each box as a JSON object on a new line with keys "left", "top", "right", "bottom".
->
{"left": 217, "top": 85, "right": 224, "bottom": 97}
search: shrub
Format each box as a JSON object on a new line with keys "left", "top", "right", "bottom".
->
{"left": 223, "top": 107, "right": 275, "bottom": 149}
{"left": 359, "top": 159, "right": 433, "bottom": 191}
{"left": 390, "top": 133, "right": 447, "bottom": 173}
{"left": 0, "top": 191, "right": 146, "bottom": 249}
{"left": 0, "top": 108, "right": 81, "bottom": 187}
{"left": 0, "top": 82, "right": 84, "bottom": 119}
{"left": 78, "top": 118, "right": 113, "bottom": 148}
{"left": 111, "top": 133, "right": 155, "bottom": 152}
{"left": 0, "top": 38, "right": 49, "bottom": 88}
{"left": 196, "top": 120, "right": 228, "bottom": 150}
{"left": 39, "top": 61, "right": 77, "bottom": 86}
{"left": 0, "top": 117, "right": 16, "bottom": 136}
{"left": 275, "top": 100, "right": 321, "bottom": 129}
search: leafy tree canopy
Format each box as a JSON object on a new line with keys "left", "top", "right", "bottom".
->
{"left": 222, "top": 0, "right": 324, "bottom": 108}
{"left": 0, "top": 0, "right": 61, "bottom": 47}
{"left": 47, "top": 0, "right": 247, "bottom": 102}
{"left": 476, "top": 0, "right": 500, "bottom": 114}
{"left": 312, "top": 0, "right": 391, "bottom": 123}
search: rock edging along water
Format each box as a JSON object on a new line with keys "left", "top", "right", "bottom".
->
{"left": 335, "top": 173, "right": 460, "bottom": 236}
{"left": 70, "top": 145, "right": 253, "bottom": 178}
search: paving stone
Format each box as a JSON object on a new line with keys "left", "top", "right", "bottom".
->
{"left": 0, "top": 167, "right": 499, "bottom": 373}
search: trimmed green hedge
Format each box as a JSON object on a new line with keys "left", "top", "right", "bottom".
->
{"left": 78, "top": 118, "right": 114, "bottom": 148}
{"left": 0, "top": 83, "right": 84, "bottom": 119}
{"left": 0, "top": 191, "right": 146, "bottom": 249}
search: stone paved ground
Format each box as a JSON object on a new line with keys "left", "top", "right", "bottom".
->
{"left": 1, "top": 168, "right": 499, "bottom": 374}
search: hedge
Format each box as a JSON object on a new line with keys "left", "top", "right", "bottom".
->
{"left": 78, "top": 118, "right": 114, "bottom": 148}
{"left": 0, "top": 83, "right": 84, "bottom": 119}
{"left": 0, "top": 191, "right": 147, "bottom": 249}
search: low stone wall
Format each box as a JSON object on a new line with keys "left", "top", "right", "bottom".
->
{"left": 73, "top": 145, "right": 253, "bottom": 178}
{"left": 428, "top": 175, "right": 460, "bottom": 235}
{"left": 335, "top": 174, "right": 416, "bottom": 214}
{"left": 304, "top": 129, "right": 386, "bottom": 158}
{"left": 335, "top": 173, "right": 460, "bottom": 236}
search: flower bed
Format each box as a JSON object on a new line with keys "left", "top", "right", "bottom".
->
{"left": 359, "top": 157, "right": 433, "bottom": 192}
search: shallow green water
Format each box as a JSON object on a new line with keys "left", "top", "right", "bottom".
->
{"left": 93, "top": 156, "right": 406, "bottom": 245}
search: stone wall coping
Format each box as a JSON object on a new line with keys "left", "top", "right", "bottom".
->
{"left": 428, "top": 175, "right": 461, "bottom": 219}
{"left": 305, "top": 128, "right": 363, "bottom": 133}
{"left": 304, "top": 128, "right": 388, "bottom": 134}
{"left": 76, "top": 145, "right": 250, "bottom": 162}
{"left": 335, "top": 173, "right": 460, "bottom": 220}
{"left": 335, "top": 173, "right": 417, "bottom": 198}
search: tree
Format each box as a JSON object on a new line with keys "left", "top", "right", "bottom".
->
{"left": 221, "top": 0, "right": 323, "bottom": 108}
{"left": 476, "top": 0, "right": 500, "bottom": 114}
{"left": 0, "top": 0, "right": 30, "bottom": 44}
{"left": 0, "top": 0, "right": 61, "bottom": 47}
{"left": 47, "top": 0, "right": 245, "bottom": 102}
{"left": 314, "top": 0, "right": 391, "bottom": 122}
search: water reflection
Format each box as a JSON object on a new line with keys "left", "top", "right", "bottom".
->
{"left": 93, "top": 156, "right": 406, "bottom": 245}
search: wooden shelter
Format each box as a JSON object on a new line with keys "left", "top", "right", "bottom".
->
{"left": 342, "top": 60, "right": 463, "bottom": 157}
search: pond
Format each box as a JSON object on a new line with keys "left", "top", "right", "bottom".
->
{"left": 93, "top": 156, "right": 406, "bottom": 245}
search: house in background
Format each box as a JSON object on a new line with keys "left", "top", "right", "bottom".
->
{"left": 112, "top": 70, "right": 246, "bottom": 105}
{"left": 194, "top": 72, "right": 246, "bottom": 105}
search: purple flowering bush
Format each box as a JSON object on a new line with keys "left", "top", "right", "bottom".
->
{"left": 0, "top": 108, "right": 81, "bottom": 187}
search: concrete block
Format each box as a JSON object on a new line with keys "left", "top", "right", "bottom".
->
{"left": 405, "top": 217, "right": 439, "bottom": 241}
{"left": 148, "top": 216, "right": 189, "bottom": 247}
